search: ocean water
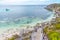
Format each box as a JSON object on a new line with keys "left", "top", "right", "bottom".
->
{"left": 0, "top": 5, "right": 54, "bottom": 29}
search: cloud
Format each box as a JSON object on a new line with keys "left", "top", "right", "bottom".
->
{"left": 0, "top": 0, "right": 29, "bottom": 5}
{"left": 39, "top": 0, "right": 49, "bottom": 2}
{"left": 0, "top": 0, "right": 52, "bottom": 5}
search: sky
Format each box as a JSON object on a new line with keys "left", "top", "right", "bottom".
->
{"left": 0, "top": 0, "right": 60, "bottom": 5}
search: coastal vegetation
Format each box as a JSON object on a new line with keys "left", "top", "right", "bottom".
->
{"left": 44, "top": 17, "right": 60, "bottom": 40}
{"left": 43, "top": 18, "right": 60, "bottom": 40}
{"left": 44, "top": 3, "right": 60, "bottom": 40}
{"left": 48, "top": 31, "right": 60, "bottom": 40}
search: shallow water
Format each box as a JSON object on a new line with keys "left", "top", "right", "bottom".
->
{"left": 0, "top": 5, "right": 54, "bottom": 28}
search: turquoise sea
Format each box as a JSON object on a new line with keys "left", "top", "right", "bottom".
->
{"left": 0, "top": 5, "right": 54, "bottom": 29}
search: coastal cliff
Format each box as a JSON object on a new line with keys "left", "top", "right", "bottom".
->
{"left": 45, "top": 3, "right": 60, "bottom": 11}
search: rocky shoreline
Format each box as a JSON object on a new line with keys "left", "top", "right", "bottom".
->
{"left": 0, "top": 4, "right": 60, "bottom": 40}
